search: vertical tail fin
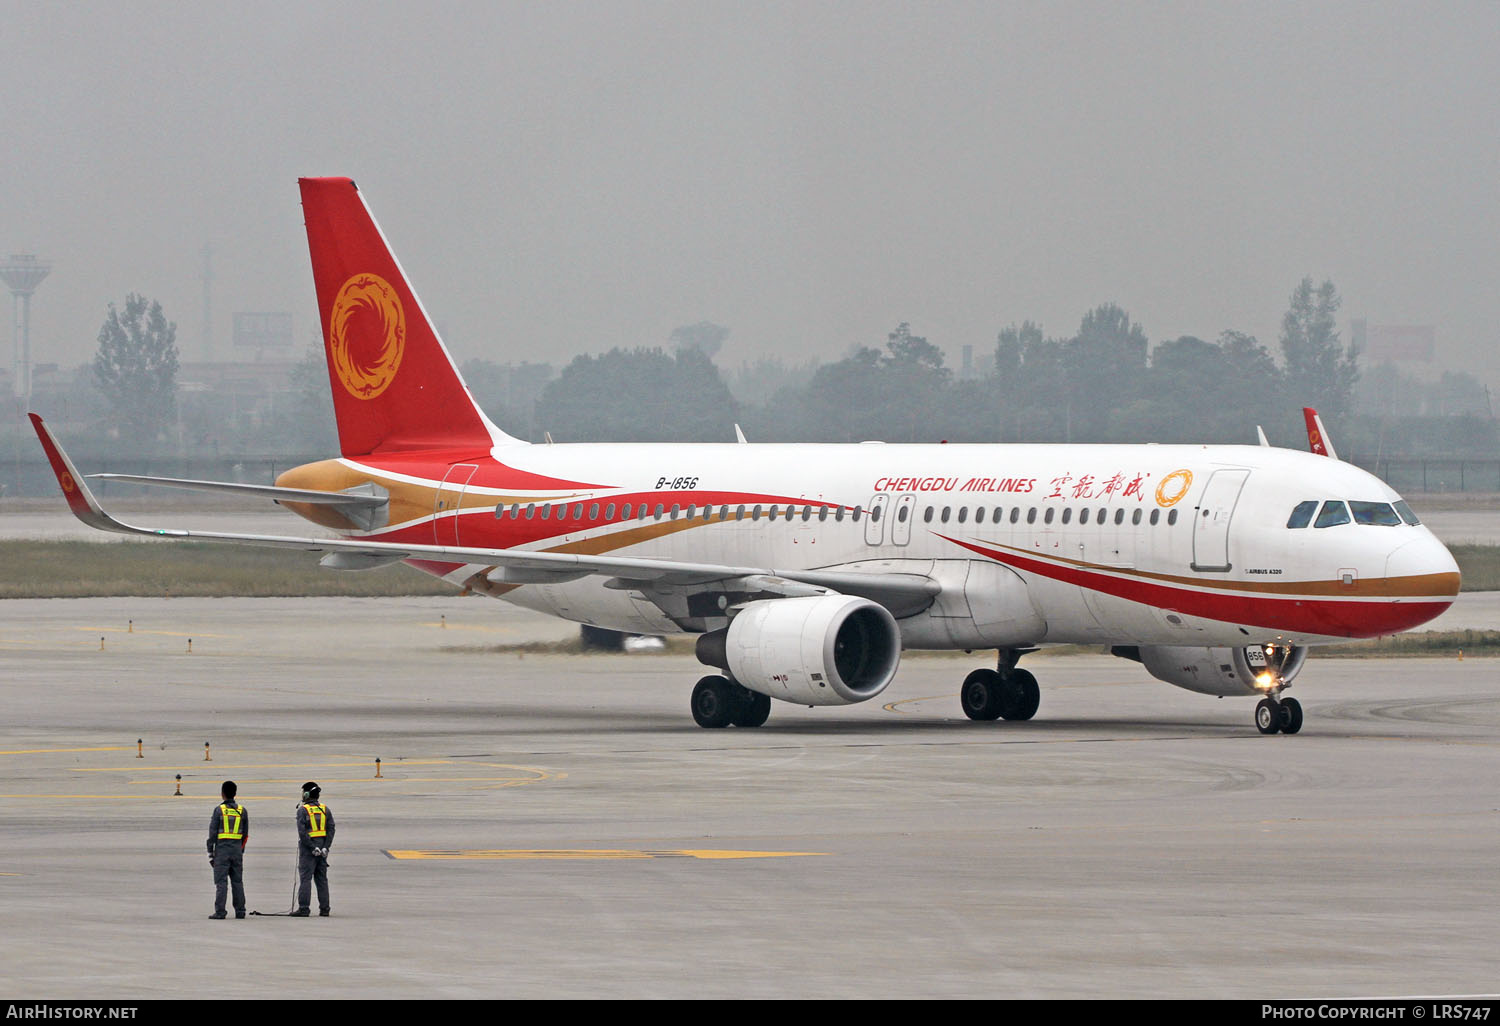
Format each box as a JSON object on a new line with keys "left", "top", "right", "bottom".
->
{"left": 1301, "top": 406, "right": 1337, "bottom": 459}
{"left": 298, "top": 177, "right": 516, "bottom": 456}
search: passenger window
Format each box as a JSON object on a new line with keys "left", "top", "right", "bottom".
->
{"left": 622, "top": 503, "right": 633, "bottom": 519}
{"left": 852, "top": 506, "right": 862, "bottom": 522}
{"left": 604, "top": 503, "right": 615, "bottom": 520}
{"left": 1149, "top": 509, "right": 1160, "bottom": 525}
{"left": 941, "top": 507, "right": 951, "bottom": 523}
{"left": 572, "top": 503, "right": 584, "bottom": 519}
{"left": 1167, "top": 509, "right": 1178, "bottom": 525}
{"left": 768, "top": 505, "right": 779, "bottom": 519}
{"left": 1286, "top": 500, "right": 1317, "bottom": 529}
{"left": 924, "top": 506, "right": 934, "bottom": 523}
{"left": 589, "top": 503, "right": 600, "bottom": 520}
{"left": 834, "top": 506, "right": 844, "bottom": 522}
{"left": 1011, "top": 508, "right": 1021, "bottom": 524}
{"left": 736, "top": 505, "right": 747, "bottom": 520}
{"left": 898, "top": 506, "right": 910, "bottom": 523}
{"left": 1314, "top": 501, "right": 1350, "bottom": 528}
{"left": 670, "top": 504, "right": 680, "bottom": 519}
{"left": 1114, "top": 508, "right": 1124, "bottom": 525}
{"left": 973, "top": 507, "right": 983, "bottom": 524}
{"left": 1061, "top": 508, "right": 1072, "bottom": 524}
{"left": 1349, "top": 501, "right": 1401, "bottom": 526}
{"left": 525, "top": 503, "right": 536, "bottom": 520}
{"left": 1079, "top": 508, "right": 1089, "bottom": 525}
{"left": 994, "top": 507, "right": 1003, "bottom": 523}
{"left": 1393, "top": 500, "right": 1421, "bottom": 526}
{"left": 802, "top": 506, "right": 813, "bottom": 522}
{"left": 1131, "top": 508, "right": 1141, "bottom": 525}
{"left": 654, "top": 503, "right": 666, "bottom": 519}
{"left": 785, "top": 506, "right": 796, "bottom": 521}
{"left": 818, "top": 506, "right": 829, "bottom": 522}
{"left": 752, "top": 505, "right": 762, "bottom": 520}
{"left": 1044, "top": 508, "right": 1054, "bottom": 524}
{"left": 1026, "top": 508, "right": 1037, "bottom": 524}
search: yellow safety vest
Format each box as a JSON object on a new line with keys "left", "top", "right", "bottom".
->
{"left": 304, "top": 803, "right": 328, "bottom": 838}
{"left": 217, "top": 803, "right": 244, "bottom": 840}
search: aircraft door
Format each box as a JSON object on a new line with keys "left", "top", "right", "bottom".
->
{"left": 434, "top": 464, "right": 477, "bottom": 546}
{"left": 864, "top": 494, "right": 889, "bottom": 546}
{"left": 890, "top": 494, "right": 916, "bottom": 546}
{"left": 1191, "top": 468, "right": 1249, "bottom": 572}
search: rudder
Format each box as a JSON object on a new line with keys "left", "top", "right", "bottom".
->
{"left": 299, "top": 177, "right": 511, "bottom": 456}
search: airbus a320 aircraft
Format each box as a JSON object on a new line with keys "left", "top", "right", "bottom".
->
{"left": 31, "top": 177, "right": 1461, "bottom": 733}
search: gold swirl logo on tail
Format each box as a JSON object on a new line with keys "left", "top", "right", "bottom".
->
{"left": 329, "top": 273, "right": 406, "bottom": 400}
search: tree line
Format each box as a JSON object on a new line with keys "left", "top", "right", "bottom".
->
{"left": 77, "top": 277, "right": 1496, "bottom": 459}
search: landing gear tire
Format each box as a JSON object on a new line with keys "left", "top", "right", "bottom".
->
{"left": 998, "top": 669, "right": 1040, "bottom": 721}
{"left": 1277, "top": 696, "right": 1303, "bottom": 735}
{"left": 961, "top": 669, "right": 1003, "bottom": 721}
{"left": 1255, "top": 697, "right": 1281, "bottom": 735}
{"left": 691, "top": 675, "right": 735, "bottom": 729}
{"left": 731, "top": 687, "right": 772, "bottom": 728}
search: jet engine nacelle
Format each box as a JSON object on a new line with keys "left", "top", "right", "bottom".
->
{"left": 1129, "top": 644, "right": 1308, "bottom": 697}
{"left": 723, "top": 595, "right": 902, "bottom": 706}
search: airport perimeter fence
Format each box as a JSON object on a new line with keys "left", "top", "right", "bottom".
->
{"left": 1350, "top": 456, "right": 1500, "bottom": 494}
{"left": 2, "top": 453, "right": 1498, "bottom": 500}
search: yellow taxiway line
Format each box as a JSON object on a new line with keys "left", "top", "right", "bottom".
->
{"left": 384, "top": 849, "right": 827, "bottom": 861}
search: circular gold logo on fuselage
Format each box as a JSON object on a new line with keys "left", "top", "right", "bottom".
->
{"left": 329, "top": 273, "right": 405, "bottom": 400}
{"left": 1155, "top": 468, "right": 1193, "bottom": 507}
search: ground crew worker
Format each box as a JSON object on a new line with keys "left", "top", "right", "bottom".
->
{"left": 292, "top": 781, "right": 335, "bottom": 917}
{"left": 207, "top": 780, "right": 248, "bottom": 919}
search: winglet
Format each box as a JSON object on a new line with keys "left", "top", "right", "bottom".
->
{"left": 1302, "top": 407, "right": 1338, "bottom": 459}
{"left": 734, "top": 423, "right": 748, "bottom": 444}
{"left": 1256, "top": 425, "right": 1270, "bottom": 447}
{"left": 28, "top": 414, "right": 141, "bottom": 536}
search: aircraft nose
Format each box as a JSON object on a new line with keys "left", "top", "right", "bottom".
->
{"left": 1378, "top": 534, "right": 1461, "bottom": 633}
{"left": 1385, "top": 534, "right": 1461, "bottom": 590}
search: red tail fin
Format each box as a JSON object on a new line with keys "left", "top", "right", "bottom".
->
{"left": 1301, "top": 406, "right": 1337, "bottom": 459}
{"left": 299, "top": 177, "right": 510, "bottom": 457}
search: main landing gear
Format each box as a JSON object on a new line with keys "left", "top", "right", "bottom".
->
{"left": 1254, "top": 694, "right": 1303, "bottom": 735}
{"left": 960, "top": 650, "right": 1040, "bottom": 722}
{"left": 691, "top": 675, "right": 771, "bottom": 729}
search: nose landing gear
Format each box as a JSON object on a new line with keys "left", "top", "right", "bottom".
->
{"left": 1254, "top": 693, "right": 1303, "bottom": 735}
{"left": 1250, "top": 644, "right": 1303, "bottom": 734}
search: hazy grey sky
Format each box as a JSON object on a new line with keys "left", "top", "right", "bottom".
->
{"left": 5, "top": 1, "right": 1498, "bottom": 400}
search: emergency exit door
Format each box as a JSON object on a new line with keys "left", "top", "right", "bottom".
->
{"left": 1190, "top": 468, "right": 1250, "bottom": 572}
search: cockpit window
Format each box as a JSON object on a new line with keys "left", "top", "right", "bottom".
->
{"left": 1314, "top": 500, "right": 1351, "bottom": 528}
{"left": 1349, "top": 501, "right": 1402, "bottom": 526}
{"left": 1286, "top": 500, "right": 1317, "bottom": 529}
{"left": 1393, "top": 500, "right": 1421, "bottom": 526}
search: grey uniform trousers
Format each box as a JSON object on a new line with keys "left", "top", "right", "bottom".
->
{"left": 297, "top": 849, "right": 329, "bottom": 913}
{"left": 212, "top": 844, "right": 245, "bottom": 916}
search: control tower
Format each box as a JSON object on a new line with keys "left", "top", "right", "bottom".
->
{"left": 0, "top": 254, "right": 51, "bottom": 405}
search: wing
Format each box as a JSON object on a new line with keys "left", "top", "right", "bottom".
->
{"left": 28, "top": 415, "right": 938, "bottom": 615}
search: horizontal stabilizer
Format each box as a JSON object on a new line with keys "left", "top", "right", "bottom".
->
{"left": 89, "top": 473, "right": 388, "bottom": 508}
